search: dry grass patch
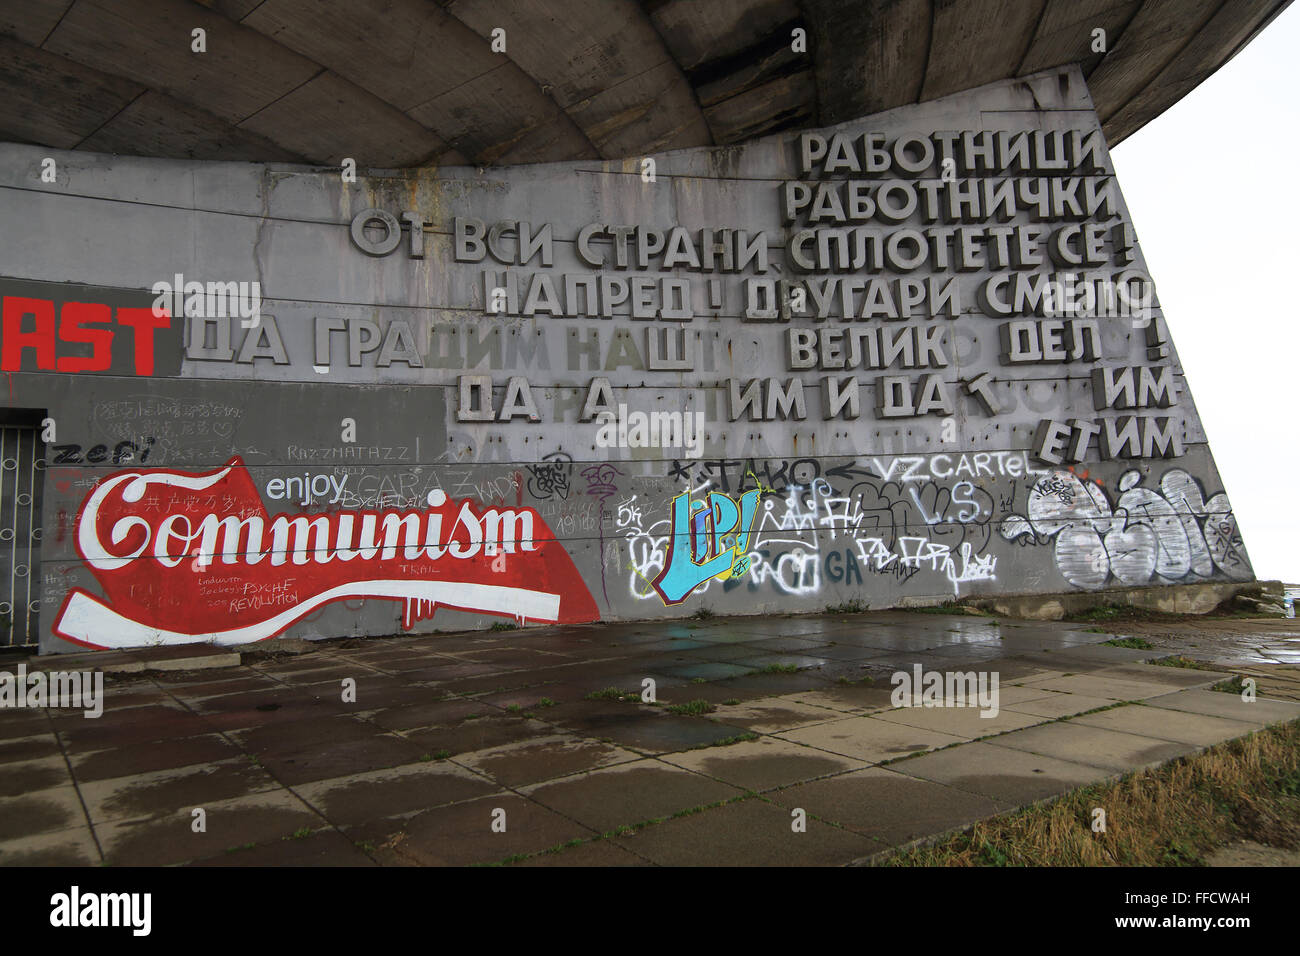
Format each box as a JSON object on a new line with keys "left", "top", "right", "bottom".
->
{"left": 880, "top": 718, "right": 1300, "bottom": 866}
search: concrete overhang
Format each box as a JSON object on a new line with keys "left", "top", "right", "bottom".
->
{"left": 0, "top": 0, "right": 1290, "bottom": 168}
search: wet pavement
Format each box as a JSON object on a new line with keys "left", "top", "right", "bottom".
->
{"left": 1, "top": 611, "right": 1298, "bottom": 866}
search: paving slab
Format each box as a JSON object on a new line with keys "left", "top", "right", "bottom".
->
{"left": 0, "top": 732, "right": 61, "bottom": 764}
{"left": 1002, "top": 692, "right": 1116, "bottom": 719}
{"left": 871, "top": 705, "right": 1048, "bottom": 738}
{"left": 556, "top": 710, "right": 754, "bottom": 754}
{"left": 1070, "top": 704, "right": 1263, "bottom": 747}
{"left": 765, "top": 767, "right": 1007, "bottom": 850}
{"left": 79, "top": 757, "right": 283, "bottom": 824}
{"left": 1029, "top": 673, "right": 1183, "bottom": 701}
{"left": 0, "top": 755, "right": 70, "bottom": 797}
{"left": 0, "top": 825, "right": 100, "bottom": 866}
{"left": 615, "top": 796, "right": 878, "bottom": 866}
{"left": 1143, "top": 688, "right": 1300, "bottom": 726}
{"left": 69, "top": 733, "right": 242, "bottom": 782}
{"left": 705, "top": 696, "right": 848, "bottom": 733}
{"left": 991, "top": 721, "right": 1199, "bottom": 773}
{"left": 522, "top": 758, "right": 744, "bottom": 833}
{"left": 256, "top": 731, "right": 430, "bottom": 786}
{"left": 890, "top": 740, "right": 1114, "bottom": 804}
{"left": 660, "top": 735, "right": 869, "bottom": 791}
{"left": 508, "top": 836, "right": 649, "bottom": 866}
{"left": 190, "top": 828, "right": 377, "bottom": 866}
{"left": 784, "top": 686, "right": 896, "bottom": 714}
{"left": 97, "top": 789, "right": 328, "bottom": 866}
{"left": 0, "top": 785, "right": 86, "bottom": 841}
{"left": 453, "top": 733, "right": 641, "bottom": 788}
{"left": 355, "top": 793, "right": 597, "bottom": 866}
{"left": 0, "top": 712, "right": 53, "bottom": 741}
{"left": 775, "top": 715, "right": 966, "bottom": 763}
{"left": 294, "top": 760, "right": 502, "bottom": 826}
{"left": 402, "top": 715, "right": 555, "bottom": 759}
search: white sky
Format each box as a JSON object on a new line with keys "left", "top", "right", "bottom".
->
{"left": 1109, "top": 4, "right": 1300, "bottom": 585}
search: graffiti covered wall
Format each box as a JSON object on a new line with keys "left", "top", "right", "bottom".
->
{"left": 0, "top": 66, "right": 1252, "bottom": 652}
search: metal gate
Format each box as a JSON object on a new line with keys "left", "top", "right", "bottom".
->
{"left": 0, "top": 424, "right": 43, "bottom": 647}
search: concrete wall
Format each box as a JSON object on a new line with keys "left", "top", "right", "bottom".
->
{"left": 0, "top": 66, "right": 1253, "bottom": 653}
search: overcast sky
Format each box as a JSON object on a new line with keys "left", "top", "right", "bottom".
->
{"left": 1109, "top": 4, "right": 1299, "bottom": 585}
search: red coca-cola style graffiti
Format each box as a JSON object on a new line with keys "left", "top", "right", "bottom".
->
{"left": 53, "top": 457, "right": 599, "bottom": 650}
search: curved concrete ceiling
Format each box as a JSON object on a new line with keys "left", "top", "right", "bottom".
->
{"left": 0, "top": 0, "right": 1288, "bottom": 168}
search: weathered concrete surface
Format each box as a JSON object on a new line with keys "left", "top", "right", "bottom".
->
{"left": 0, "top": 65, "right": 1257, "bottom": 653}
{"left": 2, "top": 610, "right": 1296, "bottom": 866}
{"left": 961, "top": 580, "right": 1279, "bottom": 620}
{"left": 0, "top": 0, "right": 1288, "bottom": 165}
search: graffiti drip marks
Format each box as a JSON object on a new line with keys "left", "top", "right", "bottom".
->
{"left": 55, "top": 458, "right": 599, "bottom": 649}
{"left": 1001, "top": 468, "right": 1251, "bottom": 589}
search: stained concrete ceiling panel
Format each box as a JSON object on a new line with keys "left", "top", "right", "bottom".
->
{"left": 1017, "top": 0, "right": 1143, "bottom": 78}
{"left": 236, "top": 70, "right": 447, "bottom": 167}
{"left": 1086, "top": 0, "right": 1222, "bottom": 123}
{"left": 567, "top": 59, "right": 714, "bottom": 157}
{"left": 647, "top": 0, "right": 801, "bottom": 70}
{"left": 193, "top": 0, "right": 265, "bottom": 20}
{"left": 78, "top": 89, "right": 310, "bottom": 163}
{"left": 0, "top": 0, "right": 73, "bottom": 46}
{"left": 408, "top": 65, "right": 595, "bottom": 164}
{"left": 1103, "top": 0, "right": 1283, "bottom": 142}
{"left": 241, "top": 0, "right": 495, "bottom": 113}
{"left": 805, "top": 0, "right": 931, "bottom": 123}
{"left": 702, "top": 68, "right": 816, "bottom": 145}
{"left": 0, "top": 34, "right": 141, "bottom": 149}
{"left": 444, "top": 0, "right": 712, "bottom": 155}
{"left": 693, "top": 42, "right": 804, "bottom": 110}
{"left": 920, "top": 0, "right": 1048, "bottom": 101}
{"left": 0, "top": 0, "right": 1290, "bottom": 166}
{"left": 42, "top": 0, "right": 322, "bottom": 125}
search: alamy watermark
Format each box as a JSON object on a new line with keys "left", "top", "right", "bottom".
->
{"left": 151, "top": 273, "right": 261, "bottom": 327}
{"left": 595, "top": 404, "right": 704, "bottom": 458}
{"left": 891, "top": 664, "right": 999, "bottom": 717}
{"left": 1040, "top": 271, "right": 1154, "bottom": 326}
{"left": 0, "top": 664, "right": 103, "bottom": 718}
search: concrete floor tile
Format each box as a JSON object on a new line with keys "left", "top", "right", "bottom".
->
{"left": 402, "top": 715, "right": 554, "bottom": 759}
{"left": 70, "top": 733, "right": 241, "bottom": 782}
{"left": 660, "top": 736, "right": 868, "bottom": 791}
{"left": 1070, "top": 704, "right": 1263, "bottom": 747}
{"left": 871, "top": 705, "right": 1047, "bottom": 738}
{"left": 294, "top": 760, "right": 502, "bottom": 826}
{"left": 991, "top": 720, "right": 1198, "bottom": 773}
{"left": 1143, "top": 688, "right": 1300, "bottom": 725}
{"left": 1029, "top": 674, "right": 1184, "bottom": 701}
{"left": 707, "top": 696, "right": 848, "bottom": 732}
{"left": 358, "top": 793, "right": 597, "bottom": 866}
{"left": 454, "top": 733, "right": 640, "bottom": 788}
{"left": 0, "top": 785, "right": 85, "bottom": 841}
{"left": 1002, "top": 692, "right": 1115, "bottom": 719}
{"left": 189, "top": 828, "right": 377, "bottom": 866}
{"left": 521, "top": 758, "right": 743, "bottom": 833}
{"left": 784, "top": 686, "right": 896, "bottom": 714}
{"left": 0, "top": 738, "right": 61, "bottom": 764}
{"left": 79, "top": 757, "right": 283, "bottom": 824}
{"left": 775, "top": 715, "right": 965, "bottom": 763}
{"left": 616, "top": 797, "right": 877, "bottom": 865}
{"left": 0, "top": 825, "right": 100, "bottom": 866}
{"left": 765, "top": 767, "right": 1005, "bottom": 849}
{"left": 0, "top": 755, "right": 71, "bottom": 797}
{"left": 97, "top": 789, "right": 326, "bottom": 866}
{"left": 891, "top": 740, "right": 1111, "bottom": 803}
{"left": 508, "top": 836, "right": 649, "bottom": 866}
